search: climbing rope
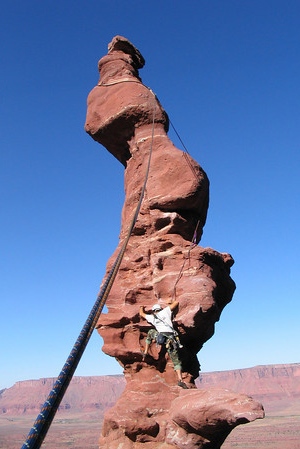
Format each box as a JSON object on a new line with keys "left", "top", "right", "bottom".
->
{"left": 171, "top": 222, "right": 199, "bottom": 301}
{"left": 168, "top": 120, "right": 204, "bottom": 300}
{"left": 20, "top": 93, "right": 157, "bottom": 449}
{"left": 170, "top": 119, "right": 203, "bottom": 184}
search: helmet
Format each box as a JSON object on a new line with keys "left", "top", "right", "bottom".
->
{"left": 152, "top": 304, "right": 162, "bottom": 312}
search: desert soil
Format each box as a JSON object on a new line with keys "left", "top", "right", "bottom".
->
{"left": 1, "top": 409, "right": 300, "bottom": 449}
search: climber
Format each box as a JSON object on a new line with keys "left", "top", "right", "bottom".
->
{"left": 139, "top": 301, "right": 188, "bottom": 389}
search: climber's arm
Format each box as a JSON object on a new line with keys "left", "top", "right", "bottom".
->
{"left": 168, "top": 300, "right": 179, "bottom": 311}
{"left": 139, "top": 306, "right": 147, "bottom": 319}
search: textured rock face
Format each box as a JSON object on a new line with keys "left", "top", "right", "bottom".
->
{"left": 167, "top": 389, "right": 264, "bottom": 449}
{"left": 85, "top": 35, "right": 264, "bottom": 448}
{"left": 98, "top": 373, "right": 264, "bottom": 449}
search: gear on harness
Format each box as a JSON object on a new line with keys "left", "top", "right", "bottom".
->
{"left": 164, "top": 333, "right": 183, "bottom": 350}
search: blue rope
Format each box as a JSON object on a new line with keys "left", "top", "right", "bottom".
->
{"left": 20, "top": 251, "right": 124, "bottom": 449}
{"left": 21, "top": 96, "right": 156, "bottom": 449}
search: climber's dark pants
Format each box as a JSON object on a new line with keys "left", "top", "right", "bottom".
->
{"left": 146, "top": 329, "right": 182, "bottom": 371}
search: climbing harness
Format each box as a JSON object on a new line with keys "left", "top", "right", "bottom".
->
{"left": 20, "top": 94, "right": 157, "bottom": 449}
{"left": 152, "top": 312, "right": 183, "bottom": 349}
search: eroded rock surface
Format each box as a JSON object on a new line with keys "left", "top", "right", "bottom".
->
{"left": 85, "top": 35, "right": 264, "bottom": 449}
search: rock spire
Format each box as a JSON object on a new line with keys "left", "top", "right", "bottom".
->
{"left": 85, "top": 35, "right": 264, "bottom": 448}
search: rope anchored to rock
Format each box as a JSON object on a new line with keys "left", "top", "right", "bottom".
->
{"left": 20, "top": 95, "right": 157, "bottom": 449}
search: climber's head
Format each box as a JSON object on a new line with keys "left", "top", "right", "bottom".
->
{"left": 152, "top": 304, "right": 162, "bottom": 312}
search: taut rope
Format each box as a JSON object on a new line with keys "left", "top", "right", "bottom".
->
{"left": 21, "top": 94, "right": 157, "bottom": 449}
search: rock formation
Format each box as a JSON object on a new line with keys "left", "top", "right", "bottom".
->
{"left": 85, "top": 35, "right": 264, "bottom": 449}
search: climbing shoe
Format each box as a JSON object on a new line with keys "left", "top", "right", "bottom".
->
{"left": 140, "top": 350, "right": 148, "bottom": 361}
{"left": 178, "top": 381, "right": 188, "bottom": 389}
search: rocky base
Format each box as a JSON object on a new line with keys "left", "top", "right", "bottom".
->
{"left": 100, "top": 366, "right": 264, "bottom": 449}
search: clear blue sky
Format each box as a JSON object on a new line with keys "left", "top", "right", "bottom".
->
{"left": 1, "top": 0, "right": 299, "bottom": 389}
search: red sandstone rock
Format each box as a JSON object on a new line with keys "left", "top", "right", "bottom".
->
{"left": 167, "top": 389, "right": 264, "bottom": 449}
{"left": 84, "top": 35, "right": 264, "bottom": 448}
{"left": 98, "top": 373, "right": 264, "bottom": 449}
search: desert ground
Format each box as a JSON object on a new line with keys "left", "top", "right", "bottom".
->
{"left": 1, "top": 406, "right": 300, "bottom": 449}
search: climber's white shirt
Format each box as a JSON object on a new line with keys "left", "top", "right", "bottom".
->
{"left": 145, "top": 306, "right": 174, "bottom": 333}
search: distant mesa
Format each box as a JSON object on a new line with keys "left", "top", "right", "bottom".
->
{"left": 1, "top": 364, "right": 298, "bottom": 416}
